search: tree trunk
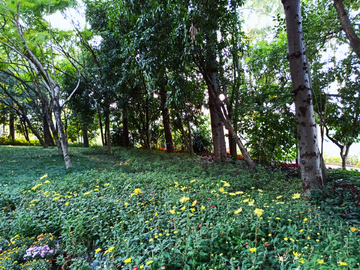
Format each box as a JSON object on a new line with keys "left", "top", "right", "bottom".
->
{"left": 187, "top": 118, "right": 194, "bottom": 157}
{"left": 43, "top": 114, "right": 55, "bottom": 146}
{"left": 9, "top": 111, "right": 15, "bottom": 140}
{"left": 333, "top": 0, "right": 360, "bottom": 59}
{"left": 177, "top": 113, "right": 190, "bottom": 153}
{"left": 341, "top": 143, "right": 352, "bottom": 169}
{"left": 207, "top": 68, "right": 227, "bottom": 162}
{"left": 282, "top": 0, "right": 324, "bottom": 195}
{"left": 21, "top": 118, "right": 29, "bottom": 141}
{"left": 53, "top": 91, "right": 72, "bottom": 169}
{"left": 47, "top": 111, "right": 62, "bottom": 153}
{"left": 229, "top": 131, "right": 237, "bottom": 159}
{"left": 123, "top": 106, "right": 130, "bottom": 147}
{"left": 104, "top": 107, "right": 111, "bottom": 151}
{"left": 98, "top": 106, "right": 105, "bottom": 146}
{"left": 82, "top": 124, "right": 89, "bottom": 148}
{"left": 23, "top": 114, "right": 48, "bottom": 148}
{"left": 145, "top": 96, "right": 151, "bottom": 148}
{"left": 160, "top": 87, "right": 174, "bottom": 153}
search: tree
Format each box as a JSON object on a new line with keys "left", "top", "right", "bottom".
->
{"left": 282, "top": 0, "right": 324, "bottom": 195}
{"left": 0, "top": 0, "right": 80, "bottom": 168}
{"left": 333, "top": 0, "right": 360, "bottom": 58}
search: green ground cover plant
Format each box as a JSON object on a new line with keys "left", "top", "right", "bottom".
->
{"left": 0, "top": 146, "right": 359, "bottom": 269}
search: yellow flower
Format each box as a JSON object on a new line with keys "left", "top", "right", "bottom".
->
{"left": 44, "top": 191, "right": 51, "bottom": 197}
{"left": 133, "top": 188, "right": 142, "bottom": 195}
{"left": 292, "top": 193, "right": 301, "bottom": 199}
{"left": 234, "top": 208, "right": 242, "bottom": 215}
{"left": 307, "top": 236, "right": 310, "bottom": 240}
{"left": 201, "top": 205, "right": 205, "bottom": 210}
{"left": 249, "top": 247, "right": 256, "bottom": 253}
{"left": 300, "top": 229, "right": 303, "bottom": 233}
{"left": 190, "top": 208, "right": 195, "bottom": 212}
{"left": 84, "top": 190, "right": 93, "bottom": 195}
{"left": 191, "top": 200, "right": 197, "bottom": 206}
{"left": 31, "top": 183, "right": 42, "bottom": 190}
{"left": 190, "top": 180, "right": 196, "bottom": 183}
{"left": 338, "top": 260, "right": 347, "bottom": 266}
{"left": 124, "top": 202, "right": 129, "bottom": 206}
{"left": 251, "top": 187, "right": 255, "bottom": 189}
{"left": 169, "top": 209, "right": 175, "bottom": 214}
{"left": 124, "top": 258, "right": 132, "bottom": 263}
{"left": 174, "top": 231, "right": 178, "bottom": 234}
{"left": 95, "top": 248, "right": 101, "bottom": 253}
{"left": 44, "top": 180, "right": 50, "bottom": 184}
{"left": 53, "top": 197, "right": 60, "bottom": 201}
{"left": 235, "top": 191, "right": 244, "bottom": 195}
{"left": 254, "top": 208, "right": 264, "bottom": 217}
{"left": 65, "top": 202, "right": 69, "bottom": 206}
{"left": 104, "top": 183, "right": 110, "bottom": 187}
{"left": 181, "top": 206, "right": 186, "bottom": 211}
{"left": 299, "top": 258, "right": 305, "bottom": 264}
{"left": 140, "top": 265, "right": 144, "bottom": 269}
{"left": 154, "top": 213, "right": 158, "bottom": 216}
{"left": 284, "top": 237, "right": 288, "bottom": 241}
{"left": 40, "top": 173, "right": 48, "bottom": 180}
{"left": 30, "top": 199, "right": 38, "bottom": 203}
{"left": 248, "top": 199, "right": 255, "bottom": 206}
{"left": 293, "top": 251, "right": 301, "bottom": 260}
{"left": 179, "top": 196, "right": 190, "bottom": 203}
{"left": 229, "top": 193, "right": 236, "bottom": 196}
{"left": 317, "top": 259, "right": 324, "bottom": 264}
{"left": 104, "top": 246, "right": 115, "bottom": 256}
{"left": 242, "top": 199, "right": 249, "bottom": 203}
{"left": 94, "top": 189, "right": 99, "bottom": 191}
{"left": 303, "top": 218, "right": 308, "bottom": 222}
{"left": 275, "top": 217, "right": 280, "bottom": 220}
{"left": 219, "top": 188, "right": 225, "bottom": 193}
{"left": 350, "top": 227, "right": 358, "bottom": 232}
{"left": 146, "top": 260, "right": 154, "bottom": 265}
{"left": 276, "top": 195, "right": 282, "bottom": 199}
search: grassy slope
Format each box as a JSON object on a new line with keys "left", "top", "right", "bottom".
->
{"left": 0, "top": 146, "right": 359, "bottom": 269}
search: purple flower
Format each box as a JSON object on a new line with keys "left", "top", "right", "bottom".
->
{"left": 24, "top": 245, "right": 54, "bottom": 259}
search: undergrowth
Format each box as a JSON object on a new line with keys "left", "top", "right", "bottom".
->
{"left": 0, "top": 146, "right": 359, "bottom": 269}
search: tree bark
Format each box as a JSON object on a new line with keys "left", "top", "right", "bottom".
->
{"left": 333, "top": 0, "right": 360, "bottom": 58}
{"left": 282, "top": 0, "right": 324, "bottom": 195}
{"left": 160, "top": 87, "right": 174, "bottom": 153}
{"left": 43, "top": 114, "right": 55, "bottom": 146}
{"left": 123, "top": 106, "right": 130, "bottom": 147}
{"left": 47, "top": 111, "right": 62, "bottom": 153}
{"left": 187, "top": 118, "right": 194, "bottom": 157}
{"left": 98, "top": 106, "right": 105, "bottom": 146}
{"left": 9, "top": 110, "right": 15, "bottom": 140}
{"left": 53, "top": 89, "right": 72, "bottom": 169}
{"left": 82, "top": 124, "right": 89, "bottom": 148}
{"left": 229, "top": 131, "right": 237, "bottom": 159}
{"left": 23, "top": 114, "right": 48, "bottom": 148}
{"left": 104, "top": 107, "right": 111, "bottom": 151}
{"left": 20, "top": 117, "right": 29, "bottom": 141}
{"left": 207, "top": 68, "right": 227, "bottom": 162}
{"left": 145, "top": 96, "right": 151, "bottom": 148}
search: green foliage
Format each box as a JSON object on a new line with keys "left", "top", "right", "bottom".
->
{"left": 0, "top": 136, "right": 40, "bottom": 146}
{"left": 192, "top": 131, "right": 211, "bottom": 154}
{"left": 241, "top": 34, "right": 297, "bottom": 163}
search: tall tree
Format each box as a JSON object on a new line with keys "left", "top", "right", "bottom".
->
{"left": 0, "top": 0, "right": 79, "bottom": 168}
{"left": 282, "top": 0, "right": 324, "bottom": 195}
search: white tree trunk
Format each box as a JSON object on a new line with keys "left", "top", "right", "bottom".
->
{"left": 53, "top": 86, "right": 72, "bottom": 169}
{"left": 282, "top": 0, "right": 324, "bottom": 195}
